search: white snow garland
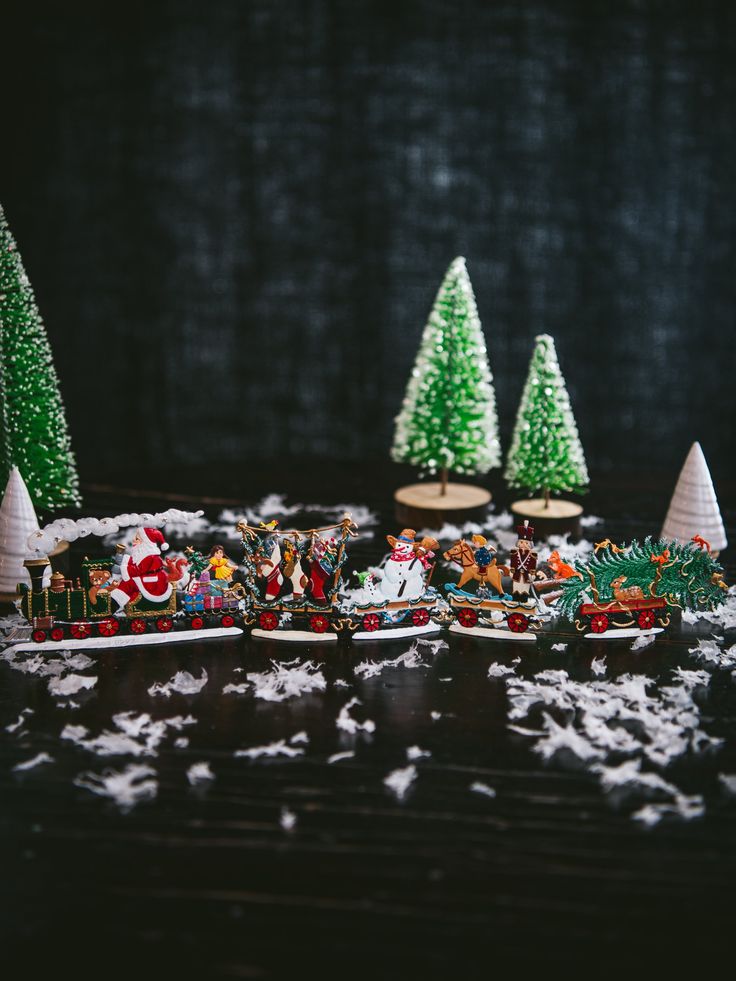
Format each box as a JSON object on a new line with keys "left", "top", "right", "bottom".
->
{"left": 28, "top": 509, "right": 204, "bottom": 555}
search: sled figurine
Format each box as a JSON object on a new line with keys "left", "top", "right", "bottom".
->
{"left": 443, "top": 523, "right": 544, "bottom": 642}
{"left": 15, "top": 516, "right": 245, "bottom": 650}
{"left": 347, "top": 528, "right": 443, "bottom": 640}
{"left": 554, "top": 537, "right": 728, "bottom": 640}
{"left": 239, "top": 514, "right": 358, "bottom": 643}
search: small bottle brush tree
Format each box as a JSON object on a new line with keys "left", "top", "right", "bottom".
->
{"left": 505, "top": 334, "right": 588, "bottom": 512}
{"left": 0, "top": 204, "right": 80, "bottom": 510}
{"left": 391, "top": 256, "right": 500, "bottom": 500}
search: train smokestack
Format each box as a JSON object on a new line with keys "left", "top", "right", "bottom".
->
{"left": 24, "top": 557, "right": 50, "bottom": 595}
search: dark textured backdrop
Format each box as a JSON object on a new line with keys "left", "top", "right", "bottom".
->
{"left": 2, "top": 0, "right": 735, "bottom": 487}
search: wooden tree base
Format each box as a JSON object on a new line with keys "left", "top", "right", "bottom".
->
{"left": 510, "top": 498, "right": 583, "bottom": 538}
{"left": 394, "top": 482, "right": 491, "bottom": 530}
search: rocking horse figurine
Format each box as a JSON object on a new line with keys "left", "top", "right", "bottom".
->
{"left": 443, "top": 535, "right": 508, "bottom": 596}
{"left": 444, "top": 532, "right": 542, "bottom": 642}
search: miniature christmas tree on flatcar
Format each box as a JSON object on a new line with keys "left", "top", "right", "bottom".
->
{"left": 505, "top": 334, "right": 588, "bottom": 525}
{"left": 392, "top": 257, "right": 500, "bottom": 519}
{"left": 0, "top": 204, "right": 80, "bottom": 510}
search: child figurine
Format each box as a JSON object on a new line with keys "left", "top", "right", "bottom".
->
{"left": 509, "top": 521, "right": 538, "bottom": 600}
{"left": 208, "top": 544, "right": 238, "bottom": 583}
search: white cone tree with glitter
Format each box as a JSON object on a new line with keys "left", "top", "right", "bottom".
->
{"left": 661, "top": 442, "right": 727, "bottom": 553}
{"left": 391, "top": 257, "right": 500, "bottom": 507}
{"left": 0, "top": 466, "right": 48, "bottom": 599}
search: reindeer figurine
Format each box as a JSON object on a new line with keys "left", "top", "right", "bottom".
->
{"left": 443, "top": 536, "right": 507, "bottom": 595}
{"left": 611, "top": 575, "right": 645, "bottom": 603}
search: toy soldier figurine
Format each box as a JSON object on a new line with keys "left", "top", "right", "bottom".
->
{"left": 509, "top": 521, "right": 537, "bottom": 600}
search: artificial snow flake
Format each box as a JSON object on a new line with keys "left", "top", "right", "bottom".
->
{"left": 384, "top": 764, "right": 417, "bottom": 801}
{"left": 248, "top": 659, "right": 326, "bottom": 702}
{"left": 551, "top": 643, "right": 568, "bottom": 653}
{"left": 488, "top": 662, "right": 516, "bottom": 678}
{"left": 469, "top": 781, "right": 496, "bottom": 798}
{"left": 430, "top": 711, "right": 442, "bottom": 721}
{"left": 406, "top": 745, "right": 431, "bottom": 761}
{"left": 688, "top": 639, "right": 736, "bottom": 671}
{"left": 632, "top": 795, "right": 705, "bottom": 827}
{"left": 336, "top": 697, "right": 376, "bottom": 736}
{"left": 75, "top": 764, "right": 158, "bottom": 811}
{"left": 174, "top": 737, "right": 189, "bottom": 749}
{"left": 718, "top": 774, "right": 736, "bottom": 797}
{"left": 590, "top": 657, "right": 606, "bottom": 676}
{"left": 290, "top": 731, "right": 309, "bottom": 745}
{"left": 5, "top": 708, "right": 33, "bottom": 733}
{"left": 48, "top": 673, "right": 97, "bottom": 697}
{"left": 327, "top": 750, "right": 355, "bottom": 764}
{"left": 187, "top": 762, "right": 215, "bottom": 786}
{"left": 222, "top": 682, "right": 250, "bottom": 695}
{"left": 280, "top": 807, "right": 297, "bottom": 832}
{"left": 234, "top": 739, "right": 305, "bottom": 760}
{"left": 12, "top": 752, "right": 53, "bottom": 772}
{"left": 148, "top": 669, "right": 208, "bottom": 698}
{"left": 61, "top": 712, "right": 195, "bottom": 757}
{"left": 682, "top": 585, "right": 736, "bottom": 631}
{"left": 631, "top": 634, "right": 656, "bottom": 651}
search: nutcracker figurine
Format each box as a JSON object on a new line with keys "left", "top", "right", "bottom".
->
{"left": 509, "top": 521, "right": 537, "bottom": 599}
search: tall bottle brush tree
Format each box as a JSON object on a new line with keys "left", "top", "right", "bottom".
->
{"left": 0, "top": 204, "right": 80, "bottom": 509}
{"left": 505, "top": 333, "right": 588, "bottom": 508}
{"left": 391, "top": 256, "right": 501, "bottom": 495}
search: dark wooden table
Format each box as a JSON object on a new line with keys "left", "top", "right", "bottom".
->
{"left": 2, "top": 464, "right": 735, "bottom": 976}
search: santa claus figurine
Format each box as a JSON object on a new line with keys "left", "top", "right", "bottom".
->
{"left": 109, "top": 527, "right": 172, "bottom": 611}
{"left": 509, "top": 521, "right": 538, "bottom": 600}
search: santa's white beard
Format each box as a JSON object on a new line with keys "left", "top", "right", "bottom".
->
{"left": 131, "top": 542, "right": 159, "bottom": 564}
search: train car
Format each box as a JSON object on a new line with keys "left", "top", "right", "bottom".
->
{"left": 445, "top": 590, "right": 542, "bottom": 641}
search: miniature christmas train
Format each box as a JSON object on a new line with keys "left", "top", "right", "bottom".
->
{"left": 18, "top": 534, "right": 244, "bottom": 645}
{"left": 14, "top": 513, "right": 728, "bottom": 649}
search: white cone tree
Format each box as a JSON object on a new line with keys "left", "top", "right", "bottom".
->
{"left": 391, "top": 256, "right": 501, "bottom": 494}
{"left": 661, "top": 442, "right": 727, "bottom": 552}
{"left": 0, "top": 466, "right": 48, "bottom": 597}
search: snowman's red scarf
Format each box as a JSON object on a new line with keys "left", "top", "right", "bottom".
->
{"left": 389, "top": 550, "right": 415, "bottom": 562}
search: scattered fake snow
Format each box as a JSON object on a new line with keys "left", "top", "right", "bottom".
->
{"left": 174, "top": 737, "right": 189, "bottom": 749}
{"left": 223, "top": 682, "right": 250, "bottom": 694}
{"left": 234, "top": 739, "right": 305, "bottom": 760}
{"left": 591, "top": 657, "right": 607, "bottom": 677}
{"left": 631, "top": 633, "right": 656, "bottom": 651}
{"left": 688, "top": 639, "right": 736, "bottom": 672}
{"left": 61, "top": 712, "right": 195, "bottom": 757}
{"left": 505, "top": 667, "right": 721, "bottom": 823}
{"left": 488, "top": 662, "right": 516, "bottom": 678}
{"left": 247, "top": 659, "right": 326, "bottom": 702}
{"left": 384, "top": 764, "right": 417, "bottom": 801}
{"left": 682, "top": 585, "right": 736, "bottom": 631}
{"left": 430, "top": 711, "right": 442, "bottom": 721}
{"left": 336, "top": 697, "right": 376, "bottom": 736}
{"left": 718, "top": 774, "right": 736, "bottom": 797}
{"left": 470, "top": 781, "right": 496, "bottom": 798}
{"left": 75, "top": 764, "right": 158, "bottom": 811}
{"left": 5, "top": 708, "right": 33, "bottom": 733}
{"left": 48, "top": 673, "right": 97, "bottom": 697}
{"left": 290, "top": 731, "right": 309, "bottom": 744}
{"left": 327, "top": 750, "right": 355, "bottom": 764}
{"left": 406, "top": 745, "right": 431, "bottom": 760}
{"left": 354, "top": 637, "right": 448, "bottom": 680}
{"left": 148, "top": 669, "right": 208, "bottom": 698}
{"left": 280, "top": 807, "right": 298, "bottom": 832}
{"left": 187, "top": 762, "right": 215, "bottom": 785}
{"left": 13, "top": 752, "right": 54, "bottom": 772}
{"left": 551, "top": 643, "right": 568, "bottom": 652}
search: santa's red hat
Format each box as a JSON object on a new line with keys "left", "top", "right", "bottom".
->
{"left": 139, "top": 527, "right": 169, "bottom": 552}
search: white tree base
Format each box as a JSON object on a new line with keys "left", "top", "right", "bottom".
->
{"left": 251, "top": 629, "right": 337, "bottom": 643}
{"left": 511, "top": 498, "right": 583, "bottom": 519}
{"left": 449, "top": 623, "right": 537, "bottom": 642}
{"left": 352, "top": 623, "right": 441, "bottom": 642}
{"left": 394, "top": 482, "right": 491, "bottom": 511}
{"left": 582, "top": 627, "right": 663, "bottom": 641}
{"left": 4, "top": 625, "right": 243, "bottom": 655}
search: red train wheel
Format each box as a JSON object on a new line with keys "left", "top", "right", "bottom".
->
{"left": 156, "top": 616, "right": 174, "bottom": 633}
{"left": 507, "top": 612, "right": 529, "bottom": 634}
{"left": 411, "top": 608, "right": 430, "bottom": 627}
{"left": 221, "top": 614, "right": 235, "bottom": 628}
{"left": 310, "top": 614, "right": 330, "bottom": 633}
{"left": 70, "top": 622, "right": 92, "bottom": 640}
{"left": 637, "top": 609, "right": 655, "bottom": 630}
{"left": 31, "top": 629, "right": 47, "bottom": 644}
{"left": 361, "top": 612, "right": 381, "bottom": 632}
{"left": 129, "top": 618, "right": 147, "bottom": 635}
{"left": 98, "top": 618, "right": 120, "bottom": 638}
{"left": 50, "top": 627, "right": 65, "bottom": 642}
{"left": 590, "top": 613, "right": 609, "bottom": 634}
{"left": 259, "top": 611, "right": 278, "bottom": 631}
{"left": 457, "top": 607, "right": 478, "bottom": 628}
{"left": 190, "top": 616, "right": 204, "bottom": 630}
